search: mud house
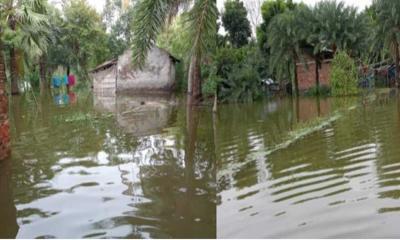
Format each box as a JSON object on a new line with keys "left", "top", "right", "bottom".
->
{"left": 90, "top": 47, "right": 179, "bottom": 94}
{"left": 296, "top": 49, "right": 334, "bottom": 92}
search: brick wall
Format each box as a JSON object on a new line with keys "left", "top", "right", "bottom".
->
{"left": 0, "top": 51, "right": 10, "bottom": 161}
{"left": 296, "top": 60, "right": 332, "bottom": 91}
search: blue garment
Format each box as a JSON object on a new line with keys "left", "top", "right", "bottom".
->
{"left": 52, "top": 76, "right": 61, "bottom": 88}
{"left": 63, "top": 75, "right": 69, "bottom": 86}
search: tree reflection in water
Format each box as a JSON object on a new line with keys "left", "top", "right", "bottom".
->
{"left": 3, "top": 92, "right": 215, "bottom": 238}
{"left": 0, "top": 159, "right": 19, "bottom": 238}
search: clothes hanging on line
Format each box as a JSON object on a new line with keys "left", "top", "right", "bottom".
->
{"left": 52, "top": 76, "right": 61, "bottom": 88}
{"left": 63, "top": 75, "right": 69, "bottom": 86}
{"left": 68, "top": 75, "right": 76, "bottom": 86}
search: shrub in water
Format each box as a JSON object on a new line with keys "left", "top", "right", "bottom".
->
{"left": 330, "top": 51, "right": 359, "bottom": 96}
{"left": 304, "top": 85, "right": 331, "bottom": 96}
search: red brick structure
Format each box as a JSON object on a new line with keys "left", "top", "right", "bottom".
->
{"left": 0, "top": 46, "right": 10, "bottom": 161}
{"left": 296, "top": 59, "right": 332, "bottom": 91}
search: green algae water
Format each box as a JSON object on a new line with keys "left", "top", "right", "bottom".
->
{"left": 2, "top": 91, "right": 400, "bottom": 238}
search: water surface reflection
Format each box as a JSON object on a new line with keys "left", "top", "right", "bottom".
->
{"left": 217, "top": 94, "right": 400, "bottom": 238}
{"left": 6, "top": 92, "right": 215, "bottom": 238}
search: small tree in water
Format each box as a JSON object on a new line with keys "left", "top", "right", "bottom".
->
{"left": 330, "top": 51, "right": 359, "bottom": 96}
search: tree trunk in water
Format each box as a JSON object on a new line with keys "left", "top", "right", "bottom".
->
{"left": 287, "top": 61, "right": 293, "bottom": 95}
{"left": 212, "top": 93, "right": 218, "bottom": 113}
{"left": 293, "top": 56, "right": 299, "bottom": 97}
{"left": 0, "top": 159, "right": 19, "bottom": 238}
{"left": 10, "top": 47, "right": 19, "bottom": 95}
{"left": 315, "top": 56, "right": 320, "bottom": 96}
{"left": 184, "top": 104, "right": 198, "bottom": 193}
{"left": 39, "top": 55, "right": 47, "bottom": 94}
{"left": 0, "top": 42, "right": 11, "bottom": 161}
{"left": 187, "top": 56, "right": 202, "bottom": 105}
{"left": 395, "top": 41, "right": 400, "bottom": 88}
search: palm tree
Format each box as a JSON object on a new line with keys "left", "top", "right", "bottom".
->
{"left": 312, "top": 0, "right": 368, "bottom": 55}
{"left": 1, "top": 0, "right": 49, "bottom": 95}
{"left": 373, "top": 0, "right": 400, "bottom": 86}
{"left": 303, "top": 0, "right": 368, "bottom": 94}
{"left": 267, "top": 7, "right": 306, "bottom": 96}
{"left": 131, "top": 0, "right": 218, "bottom": 105}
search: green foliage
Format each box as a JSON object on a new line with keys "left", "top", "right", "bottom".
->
{"left": 308, "top": 0, "right": 369, "bottom": 56}
{"left": 131, "top": 0, "right": 218, "bottom": 103}
{"left": 372, "top": 0, "right": 400, "bottom": 68}
{"left": 157, "top": 15, "right": 191, "bottom": 61}
{"left": 262, "top": 0, "right": 370, "bottom": 94}
{"left": 256, "top": 0, "right": 295, "bottom": 51}
{"left": 174, "top": 61, "right": 186, "bottom": 92}
{"left": 202, "top": 72, "right": 221, "bottom": 97}
{"left": 106, "top": 5, "right": 135, "bottom": 58}
{"left": 219, "top": 63, "right": 262, "bottom": 102}
{"left": 131, "top": 0, "right": 166, "bottom": 68}
{"left": 62, "top": 0, "right": 109, "bottom": 72}
{"left": 304, "top": 85, "right": 331, "bottom": 96}
{"left": 221, "top": 0, "right": 251, "bottom": 48}
{"left": 45, "top": 0, "right": 109, "bottom": 81}
{"left": 330, "top": 51, "right": 359, "bottom": 96}
{"left": 0, "top": 1, "right": 51, "bottom": 69}
{"left": 185, "top": 0, "right": 218, "bottom": 60}
{"left": 25, "top": 69, "right": 40, "bottom": 89}
{"left": 267, "top": 7, "right": 306, "bottom": 89}
{"left": 205, "top": 45, "right": 264, "bottom": 102}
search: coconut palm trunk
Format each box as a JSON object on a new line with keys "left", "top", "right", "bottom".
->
{"left": 185, "top": 104, "right": 198, "bottom": 184}
{"left": 292, "top": 52, "right": 300, "bottom": 96}
{"left": 188, "top": 55, "right": 202, "bottom": 105}
{"left": 0, "top": 41, "right": 11, "bottom": 160}
{"left": 395, "top": 40, "right": 400, "bottom": 87}
{"left": 9, "top": 17, "right": 19, "bottom": 95}
{"left": 315, "top": 56, "right": 320, "bottom": 96}
{"left": 293, "top": 59, "right": 299, "bottom": 97}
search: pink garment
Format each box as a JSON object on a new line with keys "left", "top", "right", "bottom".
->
{"left": 68, "top": 75, "right": 76, "bottom": 86}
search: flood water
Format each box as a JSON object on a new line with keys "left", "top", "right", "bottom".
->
{"left": 2, "top": 90, "right": 400, "bottom": 238}
{"left": 218, "top": 91, "right": 400, "bottom": 238}
{"left": 0, "top": 92, "right": 215, "bottom": 238}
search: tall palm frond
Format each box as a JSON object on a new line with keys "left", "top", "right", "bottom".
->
{"left": 131, "top": 0, "right": 188, "bottom": 68}
{"left": 131, "top": 0, "right": 215, "bottom": 68}
{"left": 185, "top": 0, "right": 217, "bottom": 60}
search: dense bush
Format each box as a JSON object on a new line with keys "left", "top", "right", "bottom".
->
{"left": 202, "top": 70, "right": 221, "bottom": 97}
{"left": 304, "top": 85, "right": 331, "bottom": 96}
{"left": 330, "top": 51, "right": 359, "bottom": 96}
{"left": 203, "top": 45, "right": 266, "bottom": 102}
{"left": 26, "top": 71, "right": 40, "bottom": 90}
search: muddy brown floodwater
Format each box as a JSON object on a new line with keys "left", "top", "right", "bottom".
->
{"left": 2, "top": 91, "right": 400, "bottom": 238}
{"left": 0, "top": 92, "right": 215, "bottom": 238}
{"left": 218, "top": 92, "right": 400, "bottom": 238}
